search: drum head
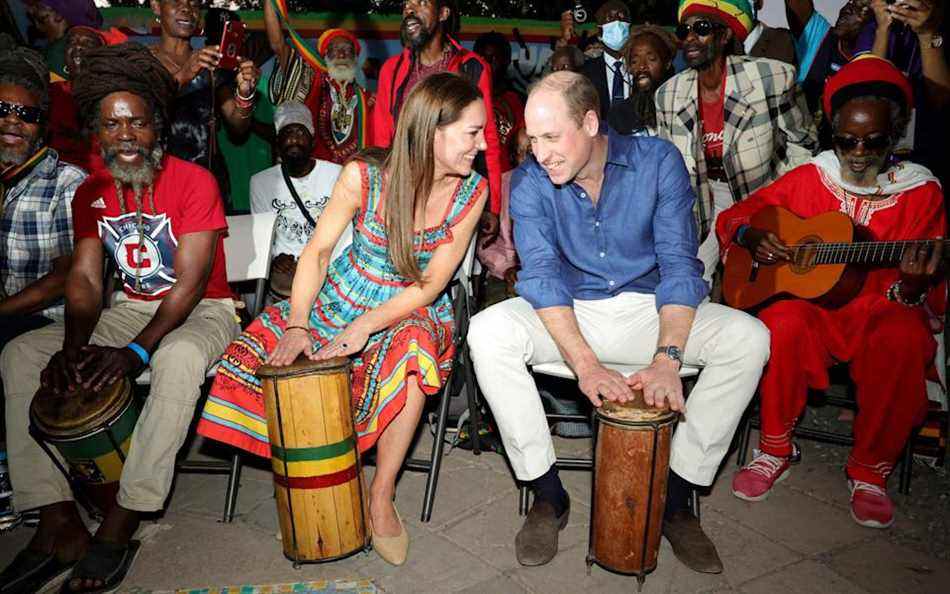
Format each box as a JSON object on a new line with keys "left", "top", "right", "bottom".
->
{"left": 269, "top": 267, "right": 293, "bottom": 298}
{"left": 597, "top": 391, "right": 677, "bottom": 424}
{"left": 30, "top": 378, "right": 131, "bottom": 438}
{"left": 258, "top": 355, "right": 352, "bottom": 379}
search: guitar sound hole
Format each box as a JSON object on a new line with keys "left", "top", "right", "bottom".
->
{"left": 790, "top": 235, "right": 823, "bottom": 274}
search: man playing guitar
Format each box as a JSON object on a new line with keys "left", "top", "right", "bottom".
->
{"left": 717, "top": 56, "right": 945, "bottom": 529}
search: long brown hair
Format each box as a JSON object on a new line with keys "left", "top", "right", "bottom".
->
{"left": 382, "top": 72, "right": 482, "bottom": 282}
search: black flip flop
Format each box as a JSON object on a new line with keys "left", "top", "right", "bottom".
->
{"left": 0, "top": 548, "right": 76, "bottom": 594}
{"left": 59, "top": 539, "right": 140, "bottom": 594}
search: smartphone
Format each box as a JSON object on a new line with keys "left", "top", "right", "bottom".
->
{"left": 217, "top": 20, "right": 246, "bottom": 71}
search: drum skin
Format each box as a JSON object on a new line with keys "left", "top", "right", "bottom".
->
{"left": 258, "top": 356, "right": 370, "bottom": 563}
{"left": 30, "top": 379, "right": 138, "bottom": 485}
{"left": 590, "top": 398, "right": 677, "bottom": 576}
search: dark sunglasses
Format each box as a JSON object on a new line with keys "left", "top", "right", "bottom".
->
{"left": 832, "top": 134, "right": 890, "bottom": 152}
{"left": 0, "top": 100, "right": 43, "bottom": 125}
{"left": 675, "top": 20, "right": 725, "bottom": 40}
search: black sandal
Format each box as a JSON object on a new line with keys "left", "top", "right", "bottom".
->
{"left": 0, "top": 548, "right": 76, "bottom": 594}
{"left": 59, "top": 539, "right": 140, "bottom": 594}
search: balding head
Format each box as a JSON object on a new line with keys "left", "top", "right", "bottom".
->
{"left": 529, "top": 71, "right": 600, "bottom": 127}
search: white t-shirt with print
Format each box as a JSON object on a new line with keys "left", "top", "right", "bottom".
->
{"left": 250, "top": 160, "right": 342, "bottom": 260}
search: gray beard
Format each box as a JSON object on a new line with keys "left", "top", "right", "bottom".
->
{"left": 327, "top": 59, "right": 357, "bottom": 84}
{"left": 103, "top": 144, "right": 164, "bottom": 189}
{"left": 0, "top": 136, "right": 43, "bottom": 169}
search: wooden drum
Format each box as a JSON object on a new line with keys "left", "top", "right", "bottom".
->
{"left": 257, "top": 356, "right": 370, "bottom": 565}
{"left": 588, "top": 394, "right": 678, "bottom": 588}
{"left": 29, "top": 378, "right": 139, "bottom": 513}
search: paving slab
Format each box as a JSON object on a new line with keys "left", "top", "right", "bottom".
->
{"left": 456, "top": 573, "right": 532, "bottom": 594}
{"left": 698, "top": 509, "right": 803, "bottom": 587}
{"left": 737, "top": 559, "right": 869, "bottom": 594}
{"left": 825, "top": 539, "right": 950, "bottom": 594}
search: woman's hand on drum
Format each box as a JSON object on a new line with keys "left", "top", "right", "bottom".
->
{"left": 267, "top": 326, "right": 314, "bottom": 367}
{"left": 576, "top": 362, "right": 635, "bottom": 407}
{"left": 627, "top": 360, "right": 685, "bottom": 413}
{"left": 311, "top": 319, "right": 370, "bottom": 361}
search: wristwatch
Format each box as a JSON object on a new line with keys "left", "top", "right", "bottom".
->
{"left": 931, "top": 34, "right": 943, "bottom": 49}
{"left": 654, "top": 346, "right": 683, "bottom": 369}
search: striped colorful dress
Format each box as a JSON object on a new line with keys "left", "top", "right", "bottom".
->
{"left": 196, "top": 161, "right": 485, "bottom": 456}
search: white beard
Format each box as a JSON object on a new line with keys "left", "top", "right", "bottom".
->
{"left": 327, "top": 59, "right": 357, "bottom": 84}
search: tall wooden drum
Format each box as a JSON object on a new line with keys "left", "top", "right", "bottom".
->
{"left": 588, "top": 394, "right": 678, "bottom": 589}
{"left": 257, "top": 356, "right": 371, "bottom": 565}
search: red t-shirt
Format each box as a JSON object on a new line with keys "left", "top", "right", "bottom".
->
{"left": 699, "top": 77, "right": 726, "bottom": 162}
{"left": 72, "top": 156, "right": 231, "bottom": 301}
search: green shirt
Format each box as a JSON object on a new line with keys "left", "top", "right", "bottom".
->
{"left": 43, "top": 36, "right": 68, "bottom": 80}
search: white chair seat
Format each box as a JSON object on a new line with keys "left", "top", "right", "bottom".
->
{"left": 531, "top": 361, "right": 700, "bottom": 380}
{"left": 135, "top": 366, "right": 217, "bottom": 386}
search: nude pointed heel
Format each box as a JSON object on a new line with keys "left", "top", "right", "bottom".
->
{"left": 371, "top": 507, "right": 409, "bottom": 566}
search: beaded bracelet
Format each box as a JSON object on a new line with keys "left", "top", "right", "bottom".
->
{"left": 886, "top": 280, "right": 928, "bottom": 307}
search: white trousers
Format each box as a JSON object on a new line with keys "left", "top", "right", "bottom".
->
{"left": 696, "top": 179, "right": 735, "bottom": 283}
{"left": 467, "top": 292, "right": 770, "bottom": 486}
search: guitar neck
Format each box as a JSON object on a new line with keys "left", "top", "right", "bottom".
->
{"left": 791, "top": 239, "right": 950, "bottom": 266}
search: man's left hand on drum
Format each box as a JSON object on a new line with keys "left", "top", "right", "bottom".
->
{"left": 41, "top": 345, "right": 142, "bottom": 394}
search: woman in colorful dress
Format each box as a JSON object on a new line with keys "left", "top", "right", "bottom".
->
{"left": 196, "top": 73, "right": 488, "bottom": 565}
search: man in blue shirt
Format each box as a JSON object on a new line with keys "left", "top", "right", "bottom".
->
{"left": 468, "top": 71, "right": 769, "bottom": 573}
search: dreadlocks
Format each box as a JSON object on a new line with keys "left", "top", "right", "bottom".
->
{"left": 72, "top": 42, "right": 175, "bottom": 291}
{"left": 0, "top": 35, "right": 50, "bottom": 115}
{"left": 72, "top": 42, "right": 176, "bottom": 136}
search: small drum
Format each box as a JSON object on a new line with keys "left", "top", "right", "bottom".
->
{"left": 268, "top": 265, "right": 294, "bottom": 299}
{"left": 258, "top": 356, "right": 370, "bottom": 565}
{"left": 588, "top": 393, "right": 678, "bottom": 588}
{"left": 29, "top": 379, "right": 139, "bottom": 512}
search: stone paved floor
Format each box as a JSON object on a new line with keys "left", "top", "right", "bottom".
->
{"left": 2, "top": 429, "right": 949, "bottom": 593}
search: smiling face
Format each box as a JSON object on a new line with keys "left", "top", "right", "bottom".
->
{"left": 0, "top": 84, "right": 44, "bottom": 169}
{"left": 525, "top": 89, "right": 599, "bottom": 186}
{"left": 65, "top": 28, "right": 105, "bottom": 76}
{"left": 28, "top": 3, "right": 67, "bottom": 40}
{"left": 432, "top": 98, "right": 487, "bottom": 178}
{"left": 98, "top": 91, "right": 161, "bottom": 184}
{"left": 833, "top": 98, "right": 893, "bottom": 187}
{"left": 680, "top": 15, "right": 730, "bottom": 70}
{"left": 152, "top": 0, "right": 200, "bottom": 40}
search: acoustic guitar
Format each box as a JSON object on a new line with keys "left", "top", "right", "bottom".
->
{"left": 722, "top": 206, "right": 944, "bottom": 309}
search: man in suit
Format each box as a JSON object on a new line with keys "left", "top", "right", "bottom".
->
{"left": 655, "top": 0, "right": 817, "bottom": 282}
{"left": 580, "top": 1, "right": 633, "bottom": 120}
{"left": 745, "top": 0, "right": 797, "bottom": 65}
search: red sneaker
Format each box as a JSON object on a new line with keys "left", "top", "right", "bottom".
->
{"left": 848, "top": 480, "right": 894, "bottom": 529}
{"left": 732, "top": 449, "right": 793, "bottom": 501}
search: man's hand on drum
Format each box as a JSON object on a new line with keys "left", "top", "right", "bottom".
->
{"left": 627, "top": 359, "right": 685, "bottom": 412}
{"left": 40, "top": 346, "right": 88, "bottom": 393}
{"left": 576, "top": 361, "right": 635, "bottom": 407}
{"left": 312, "top": 319, "right": 370, "bottom": 361}
{"left": 75, "top": 346, "right": 143, "bottom": 392}
{"left": 267, "top": 326, "right": 314, "bottom": 366}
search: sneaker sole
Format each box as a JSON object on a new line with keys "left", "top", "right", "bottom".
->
{"left": 849, "top": 508, "right": 894, "bottom": 529}
{"left": 731, "top": 466, "right": 791, "bottom": 502}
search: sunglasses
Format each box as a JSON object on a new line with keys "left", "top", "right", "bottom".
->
{"left": 832, "top": 133, "right": 890, "bottom": 152}
{"left": 675, "top": 20, "right": 725, "bottom": 40}
{"left": 0, "top": 100, "right": 43, "bottom": 125}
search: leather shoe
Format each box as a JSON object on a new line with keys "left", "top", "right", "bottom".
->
{"left": 515, "top": 497, "right": 570, "bottom": 566}
{"left": 662, "top": 509, "right": 723, "bottom": 574}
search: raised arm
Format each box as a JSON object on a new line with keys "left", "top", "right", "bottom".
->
{"left": 785, "top": 0, "right": 816, "bottom": 38}
{"left": 264, "top": 0, "right": 291, "bottom": 72}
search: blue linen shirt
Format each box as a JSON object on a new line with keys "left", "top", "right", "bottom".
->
{"left": 510, "top": 131, "right": 708, "bottom": 311}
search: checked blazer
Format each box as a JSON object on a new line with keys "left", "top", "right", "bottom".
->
{"left": 655, "top": 55, "right": 818, "bottom": 241}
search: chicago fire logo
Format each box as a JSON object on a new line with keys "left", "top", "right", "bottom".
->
{"left": 98, "top": 213, "right": 178, "bottom": 298}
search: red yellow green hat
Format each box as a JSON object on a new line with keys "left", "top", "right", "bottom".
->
{"left": 678, "top": 0, "right": 755, "bottom": 43}
{"left": 822, "top": 54, "right": 913, "bottom": 121}
{"left": 317, "top": 29, "right": 361, "bottom": 58}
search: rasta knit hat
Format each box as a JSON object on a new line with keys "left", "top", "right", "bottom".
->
{"left": 677, "top": 0, "right": 755, "bottom": 43}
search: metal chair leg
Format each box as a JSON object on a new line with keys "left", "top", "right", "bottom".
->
{"left": 421, "top": 378, "right": 454, "bottom": 522}
{"left": 519, "top": 484, "right": 530, "bottom": 516}
{"left": 690, "top": 489, "right": 701, "bottom": 522}
{"left": 461, "top": 345, "right": 482, "bottom": 455}
{"left": 899, "top": 436, "right": 914, "bottom": 495}
{"left": 222, "top": 452, "right": 242, "bottom": 523}
{"left": 737, "top": 413, "right": 753, "bottom": 467}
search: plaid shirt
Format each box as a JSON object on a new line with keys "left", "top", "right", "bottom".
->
{"left": 655, "top": 56, "right": 818, "bottom": 241}
{"left": 0, "top": 149, "right": 85, "bottom": 320}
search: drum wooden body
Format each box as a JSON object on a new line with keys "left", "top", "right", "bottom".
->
{"left": 258, "top": 356, "right": 370, "bottom": 564}
{"left": 589, "top": 396, "right": 677, "bottom": 584}
{"left": 30, "top": 379, "right": 138, "bottom": 486}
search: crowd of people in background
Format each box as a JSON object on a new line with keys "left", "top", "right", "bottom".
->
{"left": 0, "top": 0, "right": 948, "bottom": 592}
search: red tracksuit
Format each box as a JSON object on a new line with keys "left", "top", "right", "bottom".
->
{"left": 717, "top": 163, "right": 946, "bottom": 486}
{"left": 372, "top": 37, "right": 502, "bottom": 215}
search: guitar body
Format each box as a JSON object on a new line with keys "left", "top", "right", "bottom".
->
{"left": 722, "top": 207, "right": 855, "bottom": 310}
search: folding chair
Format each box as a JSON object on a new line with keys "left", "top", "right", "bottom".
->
{"left": 134, "top": 212, "right": 278, "bottom": 523}
{"left": 520, "top": 362, "right": 703, "bottom": 518}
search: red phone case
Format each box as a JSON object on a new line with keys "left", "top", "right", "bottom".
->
{"left": 217, "top": 21, "right": 246, "bottom": 70}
